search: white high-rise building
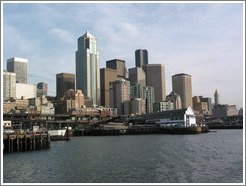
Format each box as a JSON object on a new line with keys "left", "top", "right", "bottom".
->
{"left": 3, "top": 70, "right": 16, "bottom": 101}
{"left": 75, "top": 31, "right": 100, "bottom": 105}
{"left": 7, "top": 57, "right": 28, "bottom": 84}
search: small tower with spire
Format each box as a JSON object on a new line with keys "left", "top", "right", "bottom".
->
{"left": 214, "top": 89, "right": 220, "bottom": 105}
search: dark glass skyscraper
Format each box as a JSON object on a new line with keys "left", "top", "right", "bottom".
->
{"left": 56, "top": 73, "right": 75, "bottom": 99}
{"left": 135, "top": 49, "right": 148, "bottom": 68}
{"left": 37, "top": 82, "right": 48, "bottom": 96}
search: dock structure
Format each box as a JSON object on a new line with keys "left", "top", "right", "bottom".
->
{"left": 3, "top": 133, "right": 50, "bottom": 153}
{"left": 73, "top": 125, "right": 209, "bottom": 136}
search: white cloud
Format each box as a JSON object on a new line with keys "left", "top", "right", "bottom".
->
{"left": 50, "top": 28, "right": 75, "bottom": 44}
{"left": 3, "top": 3, "right": 244, "bottom": 107}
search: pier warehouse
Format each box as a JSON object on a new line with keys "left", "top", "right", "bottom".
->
{"left": 138, "top": 107, "right": 197, "bottom": 127}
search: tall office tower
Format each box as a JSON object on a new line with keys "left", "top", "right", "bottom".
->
{"left": 128, "top": 67, "right": 146, "bottom": 86}
{"left": 214, "top": 89, "right": 220, "bottom": 105}
{"left": 100, "top": 68, "right": 117, "bottom": 107}
{"left": 130, "top": 83, "right": 155, "bottom": 114}
{"left": 144, "top": 64, "right": 166, "bottom": 103}
{"left": 135, "top": 49, "right": 148, "bottom": 68}
{"left": 7, "top": 57, "right": 28, "bottom": 83}
{"left": 109, "top": 79, "right": 130, "bottom": 115}
{"left": 76, "top": 31, "right": 100, "bottom": 105}
{"left": 166, "top": 91, "right": 182, "bottom": 110}
{"left": 3, "top": 70, "right": 16, "bottom": 101}
{"left": 172, "top": 73, "right": 193, "bottom": 109}
{"left": 56, "top": 73, "right": 75, "bottom": 99}
{"left": 106, "top": 59, "right": 127, "bottom": 79}
{"left": 37, "top": 82, "right": 48, "bottom": 97}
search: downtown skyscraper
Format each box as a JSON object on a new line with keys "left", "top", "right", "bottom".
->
{"left": 7, "top": 57, "right": 28, "bottom": 84}
{"left": 76, "top": 31, "right": 100, "bottom": 105}
{"left": 172, "top": 73, "right": 193, "bottom": 109}
{"left": 135, "top": 49, "right": 148, "bottom": 68}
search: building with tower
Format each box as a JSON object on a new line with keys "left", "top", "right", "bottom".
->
{"left": 56, "top": 73, "right": 75, "bottom": 99}
{"left": 135, "top": 49, "right": 148, "bottom": 68}
{"left": 172, "top": 73, "right": 193, "bottom": 109}
{"left": 76, "top": 31, "right": 100, "bottom": 105}
{"left": 7, "top": 57, "right": 28, "bottom": 84}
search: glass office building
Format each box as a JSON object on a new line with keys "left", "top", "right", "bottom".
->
{"left": 76, "top": 31, "right": 100, "bottom": 105}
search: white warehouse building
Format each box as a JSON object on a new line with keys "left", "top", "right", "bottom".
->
{"left": 16, "top": 83, "right": 37, "bottom": 99}
{"left": 138, "top": 107, "right": 197, "bottom": 127}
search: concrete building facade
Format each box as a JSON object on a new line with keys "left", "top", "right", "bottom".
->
{"left": 3, "top": 70, "right": 16, "bottom": 101}
{"left": 128, "top": 67, "right": 146, "bottom": 86}
{"left": 63, "top": 89, "right": 85, "bottom": 109}
{"left": 192, "top": 96, "right": 209, "bottom": 114}
{"left": 144, "top": 64, "right": 166, "bottom": 103}
{"left": 7, "top": 57, "right": 28, "bottom": 84}
{"left": 130, "top": 83, "right": 155, "bottom": 114}
{"left": 199, "top": 96, "right": 212, "bottom": 114}
{"left": 100, "top": 68, "right": 117, "bottom": 107}
{"left": 109, "top": 79, "right": 130, "bottom": 115}
{"left": 55, "top": 89, "right": 85, "bottom": 114}
{"left": 212, "top": 104, "right": 238, "bottom": 118}
{"left": 56, "top": 73, "right": 75, "bottom": 99}
{"left": 166, "top": 91, "right": 182, "bottom": 110}
{"left": 172, "top": 73, "right": 192, "bottom": 109}
{"left": 129, "top": 98, "right": 146, "bottom": 115}
{"left": 76, "top": 31, "right": 100, "bottom": 105}
{"left": 153, "top": 101, "right": 174, "bottom": 113}
{"left": 135, "top": 49, "right": 148, "bottom": 68}
{"left": 3, "top": 97, "right": 29, "bottom": 113}
{"left": 28, "top": 95, "right": 54, "bottom": 115}
{"left": 106, "top": 59, "right": 127, "bottom": 79}
{"left": 16, "top": 83, "right": 36, "bottom": 99}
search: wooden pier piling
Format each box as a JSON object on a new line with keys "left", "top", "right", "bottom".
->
{"left": 3, "top": 133, "right": 50, "bottom": 153}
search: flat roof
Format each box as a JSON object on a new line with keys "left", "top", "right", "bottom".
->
{"left": 7, "top": 57, "right": 28, "bottom": 63}
{"left": 144, "top": 64, "right": 164, "bottom": 67}
{"left": 172, "top": 73, "right": 191, "bottom": 77}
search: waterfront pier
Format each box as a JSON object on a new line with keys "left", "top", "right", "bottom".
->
{"left": 73, "top": 125, "right": 209, "bottom": 136}
{"left": 3, "top": 133, "right": 50, "bottom": 153}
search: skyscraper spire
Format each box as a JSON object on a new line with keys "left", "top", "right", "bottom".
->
{"left": 214, "top": 89, "right": 220, "bottom": 105}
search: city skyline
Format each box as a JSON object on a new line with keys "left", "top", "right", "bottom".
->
{"left": 2, "top": 2, "right": 244, "bottom": 108}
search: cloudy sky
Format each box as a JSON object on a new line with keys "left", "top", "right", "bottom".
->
{"left": 2, "top": 2, "right": 244, "bottom": 108}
